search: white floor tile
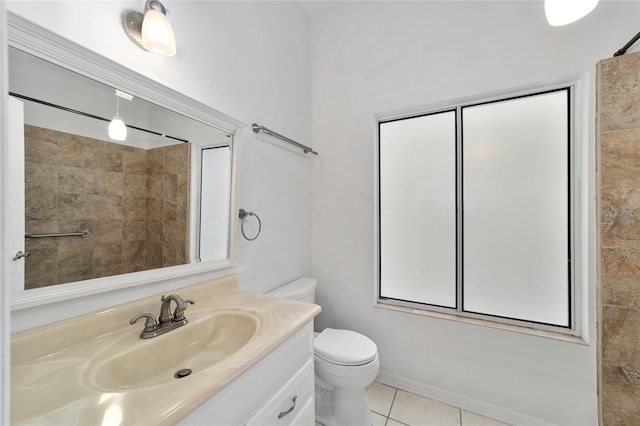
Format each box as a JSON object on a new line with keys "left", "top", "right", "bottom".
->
{"left": 461, "top": 410, "right": 509, "bottom": 426}
{"left": 389, "top": 390, "right": 461, "bottom": 426}
{"left": 367, "top": 382, "right": 397, "bottom": 416}
{"left": 372, "top": 411, "right": 388, "bottom": 426}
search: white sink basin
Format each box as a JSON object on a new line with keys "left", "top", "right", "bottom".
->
{"left": 89, "top": 310, "right": 259, "bottom": 390}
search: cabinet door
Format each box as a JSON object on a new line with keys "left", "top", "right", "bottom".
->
{"left": 245, "top": 359, "right": 314, "bottom": 426}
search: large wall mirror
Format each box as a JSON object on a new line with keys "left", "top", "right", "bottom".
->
{"left": 7, "top": 14, "right": 240, "bottom": 309}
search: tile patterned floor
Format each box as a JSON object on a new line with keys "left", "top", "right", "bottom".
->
{"left": 316, "top": 382, "right": 509, "bottom": 426}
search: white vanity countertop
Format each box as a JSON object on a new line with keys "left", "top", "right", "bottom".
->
{"left": 11, "top": 274, "right": 321, "bottom": 425}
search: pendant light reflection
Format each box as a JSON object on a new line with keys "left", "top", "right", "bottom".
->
{"left": 108, "top": 90, "right": 133, "bottom": 142}
{"left": 123, "top": 0, "right": 176, "bottom": 56}
{"left": 108, "top": 115, "right": 127, "bottom": 141}
{"left": 545, "top": 0, "right": 599, "bottom": 26}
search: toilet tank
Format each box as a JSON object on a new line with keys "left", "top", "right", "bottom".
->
{"left": 267, "top": 277, "right": 317, "bottom": 303}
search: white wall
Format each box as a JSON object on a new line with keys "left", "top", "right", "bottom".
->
{"left": 310, "top": 1, "right": 640, "bottom": 425}
{"left": 7, "top": 0, "right": 312, "bottom": 329}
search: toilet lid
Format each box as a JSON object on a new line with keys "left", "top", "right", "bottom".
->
{"left": 314, "top": 328, "right": 378, "bottom": 366}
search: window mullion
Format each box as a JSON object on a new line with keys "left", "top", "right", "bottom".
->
{"left": 456, "top": 105, "right": 463, "bottom": 313}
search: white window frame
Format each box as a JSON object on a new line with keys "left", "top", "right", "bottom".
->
{"left": 374, "top": 82, "right": 588, "bottom": 340}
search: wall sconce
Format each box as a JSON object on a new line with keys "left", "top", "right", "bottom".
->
{"left": 108, "top": 90, "right": 133, "bottom": 141}
{"left": 123, "top": 0, "right": 176, "bottom": 56}
{"left": 545, "top": 0, "right": 599, "bottom": 26}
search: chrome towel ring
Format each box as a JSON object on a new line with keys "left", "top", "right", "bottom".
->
{"left": 239, "top": 208, "right": 262, "bottom": 241}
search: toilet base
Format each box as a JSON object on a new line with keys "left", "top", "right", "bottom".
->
{"left": 315, "top": 382, "right": 373, "bottom": 426}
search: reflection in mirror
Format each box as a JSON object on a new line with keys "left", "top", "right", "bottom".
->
{"left": 199, "top": 147, "right": 231, "bottom": 261}
{"left": 8, "top": 46, "right": 233, "bottom": 292}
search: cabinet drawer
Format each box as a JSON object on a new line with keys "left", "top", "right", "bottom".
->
{"left": 245, "top": 358, "right": 314, "bottom": 426}
{"left": 288, "top": 397, "right": 314, "bottom": 425}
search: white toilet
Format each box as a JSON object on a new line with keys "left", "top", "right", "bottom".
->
{"left": 267, "top": 277, "right": 379, "bottom": 426}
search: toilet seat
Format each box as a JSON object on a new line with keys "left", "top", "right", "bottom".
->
{"left": 314, "top": 328, "right": 378, "bottom": 366}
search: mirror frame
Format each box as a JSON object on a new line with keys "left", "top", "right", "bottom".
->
{"left": 8, "top": 13, "right": 242, "bottom": 311}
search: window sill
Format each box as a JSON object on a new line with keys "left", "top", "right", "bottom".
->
{"left": 375, "top": 301, "right": 589, "bottom": 345}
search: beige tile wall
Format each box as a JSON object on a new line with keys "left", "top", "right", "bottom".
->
{"left": 597, "top": 52, "right": 640, "bottom": 425}
{"left": 24, "top": 125, "right": 189, "bottom": 289}
{"left": 145, "top": 143, "right": 190, "bottom": 269}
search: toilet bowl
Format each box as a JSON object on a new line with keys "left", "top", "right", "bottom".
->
{"left": 314, "top": 328, "right": 379, "bottom": 425}
{"left": 267, "top": 278, "right": 380, "bottom": 426}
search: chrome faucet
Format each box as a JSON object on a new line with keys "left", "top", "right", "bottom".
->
{"left": 130, "top": 294, "right": 195, "bottom": 339}
{"left": 159, "top": 294, "right": 193, "bottom": 325}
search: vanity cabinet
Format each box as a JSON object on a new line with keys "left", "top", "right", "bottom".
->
{"left": 177, "top": 321, "right": 315, "bottom": 426}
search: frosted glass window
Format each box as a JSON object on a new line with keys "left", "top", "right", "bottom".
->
{"left": 461, "top": 90, "right": 570, "bottom": 327}
{"left": 200, "top": 146, "right": 231, "bottom": 261}
{"left": 377, "top": 87, "right": 573, "bottom": 331}
{"left": 379, "top": 111, "right": 457, "bottom": 308}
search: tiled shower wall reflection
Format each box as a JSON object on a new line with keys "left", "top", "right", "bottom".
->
{"left": 24, "top": 125, "right": 190, "bottom": 289}
{"left": 598, "top": 52, "right": 640, "bottom": 424}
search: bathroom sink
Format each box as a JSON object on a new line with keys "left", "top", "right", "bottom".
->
{"left": 89, "top": 309, "right": 259, "bottom": 390}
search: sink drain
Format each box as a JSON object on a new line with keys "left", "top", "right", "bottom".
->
{"left": 174, "top": 368, "right": 192, "bottom": 379}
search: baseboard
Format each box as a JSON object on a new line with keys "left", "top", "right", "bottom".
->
{"left": 375, "top": 370, "right": 558, "bottom": 426}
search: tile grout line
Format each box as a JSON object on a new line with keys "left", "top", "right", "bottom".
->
{"left": 384, "top": 387, "right": 399, "bottom": 425}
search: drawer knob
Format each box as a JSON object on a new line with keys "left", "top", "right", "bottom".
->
{"left": 277, "top": 395, "right": 297, "bottom": 419}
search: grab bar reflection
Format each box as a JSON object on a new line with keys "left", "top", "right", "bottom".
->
{"left": 25, "top": 230, "right": 90, "bottom": 239}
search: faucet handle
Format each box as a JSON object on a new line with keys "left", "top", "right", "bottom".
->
{"left": 129, "top": 313, "right": 158, "bottom": 332}
{"left": 174, "top": 299, "right": 195, "bottom": 321}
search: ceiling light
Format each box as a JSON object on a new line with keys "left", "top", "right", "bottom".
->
{"left": 545, "top": 0, "right": 599, "bottom": 26}
{"left": 123, "top": 0, "right": 176, "bottom": 56}
{"left": 108, "top": 90, "right": 133, "bottom": 141}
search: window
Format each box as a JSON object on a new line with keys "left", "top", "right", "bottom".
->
{"left": 378, "top": 87, "right": 573, "bottom": 330}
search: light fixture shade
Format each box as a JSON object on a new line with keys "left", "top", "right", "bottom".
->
{"left": 545, "top": 0, "right": 599, "bottom": 26}
{"left": 108, "top": 115, "right": 128, "bottom": 141}
{"left": 141, "top": 9, "right": 176, "bottom": 56}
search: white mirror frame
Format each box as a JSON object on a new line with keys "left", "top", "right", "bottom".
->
{"left": 7, "top": 13, "right": 242, "bottom": 311}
